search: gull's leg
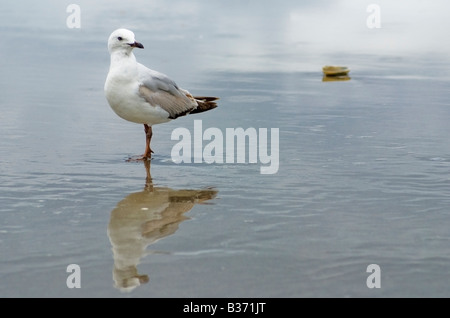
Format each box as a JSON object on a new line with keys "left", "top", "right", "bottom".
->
{"left": 143, "top": 124, "right": 154, "bottom": 159}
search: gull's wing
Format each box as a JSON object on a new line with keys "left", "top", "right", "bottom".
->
{"left": 137, "top": 63, "right": 198, "bottom": 119}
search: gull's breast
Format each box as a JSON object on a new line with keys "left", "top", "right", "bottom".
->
{"left": 105, "top": 75, "right": 171, "bottom": 125}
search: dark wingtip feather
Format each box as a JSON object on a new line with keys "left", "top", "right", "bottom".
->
{"left": 189, "top": 96, "right": 219, "bottom": 114}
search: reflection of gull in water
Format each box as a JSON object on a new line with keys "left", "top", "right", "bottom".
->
{"left": 107, "top": 160, "right": 218, "bottom": 292}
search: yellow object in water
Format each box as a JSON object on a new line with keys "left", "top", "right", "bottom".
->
{"left": 322, "top": 65, "right": 350, "bottom": 76}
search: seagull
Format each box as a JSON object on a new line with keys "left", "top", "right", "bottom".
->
{"left": 104, "top": 28, "right": 219, "bottom": 160}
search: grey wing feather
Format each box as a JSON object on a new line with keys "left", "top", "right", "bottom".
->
{"left": 138, "top": 63, "right": 184, "bottom": 97}
{"left": 137, "top": 63, "right": 198, "bottom": 119}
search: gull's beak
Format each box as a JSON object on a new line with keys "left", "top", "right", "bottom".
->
{"left": 129, "top": 41, "right": 144, "bottom": 49}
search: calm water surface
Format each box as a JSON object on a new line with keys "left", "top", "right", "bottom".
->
{"left": 1, "top": 1, "right": 450, "bottom": 297}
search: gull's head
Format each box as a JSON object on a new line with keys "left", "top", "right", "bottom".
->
{"left": 107, "top": 28, "right": 144, "bottom": 54}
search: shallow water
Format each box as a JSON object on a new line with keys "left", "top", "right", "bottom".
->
{"left": 1, "top": 1, "right": 450, "bottom": 297}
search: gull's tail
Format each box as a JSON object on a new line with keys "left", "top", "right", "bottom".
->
{"left": 191, "top": 96, "right": 219, "bottom": 114}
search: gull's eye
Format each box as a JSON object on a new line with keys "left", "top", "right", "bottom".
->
{"left": 117, "top": 36, "right": 123, "bottom": 41}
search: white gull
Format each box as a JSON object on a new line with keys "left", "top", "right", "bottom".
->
{"left": 104, "top": 28, "right": 218, "bottom": 160}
